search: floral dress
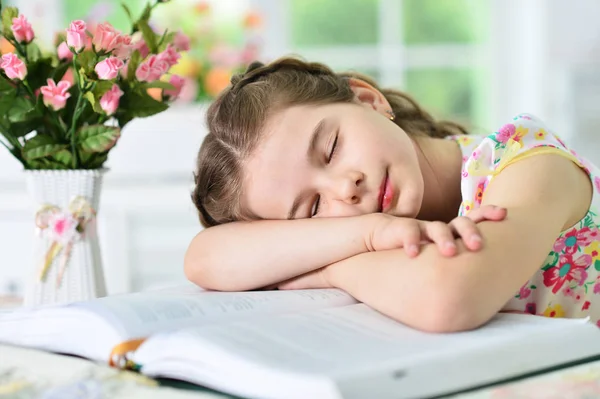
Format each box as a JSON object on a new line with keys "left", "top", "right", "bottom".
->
{"left": 451, "top": 113, "right": 600, "bottom": 324}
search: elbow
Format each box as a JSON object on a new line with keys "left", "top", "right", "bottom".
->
{"left": 183, "top": 232, "right": 248, "bottom": 292}
{"left": 409, "top": 268, "right": 492, "bottom": 333}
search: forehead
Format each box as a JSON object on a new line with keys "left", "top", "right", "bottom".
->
{"left": 241, "top": 105, "right": 325, "bottom": 219}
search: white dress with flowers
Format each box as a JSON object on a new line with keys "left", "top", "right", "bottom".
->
{"left": 451, "top": 113, "right": 600, "bottom": 324}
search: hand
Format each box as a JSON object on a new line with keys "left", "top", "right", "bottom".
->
{"left": 367, "top": 205, "right": 507, "bottom": 257}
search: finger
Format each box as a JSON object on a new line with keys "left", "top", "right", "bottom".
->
{"left": 423, "top": 221, "right": 457, "bottom": 257}
{"left": 449, "top": 216, "right": 483, "bottom": 251}
{"left": 467, "top": 205, "right": 507, "bottom": 223}
{"left": 400, "top": 221, "right": 422, "bottom": 257}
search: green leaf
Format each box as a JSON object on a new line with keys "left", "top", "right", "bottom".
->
{"left": 594, "top": 260, "right": 600, "bottom": 272}
{"left": 51, "top": 61, "right": 71, "bottom": 82}
{"left": 0, "top": 76, "right": 17, "bottom": 116}
{"left": 157, "top": 31, "right": 177, "bottom": 52}
{"left": 120, "top": 90, "right": 168, "bottom": 119}
{"left": 530, "top": 285, "right": 537, "bottom": 289}
{"left": 137, "top": 19, "right": 157, "bottom": 53}
{"left": 121, "top": 3, "right": 134, "bottom": 24}
{"left": 81, "top": 152, "right": 108, "bottom": 169}
{"left": 1, "top": 7, "right": 18, "bottom": 39}
{"left": 8, "top": 96, "right": 35, "bottom": 123}
{"left": 22, "top": 135, "right": 68, "bottom": 160}
{"left": 127, "top": 50, "right": 142, "bottom": 81}
{"left": 26, "top": 42, "right": 42, "bottom": 63}
{"left": 51, "top": 149, "right": 73, "bottom": 167}
{"left": 77, "top": 124, "right": 121, "bottom": 153}
{"left": 141, "top": 81, "right": 175, "bottom": 91}
{"left": 541, "top": 263, "right": 553, "bottom": 272}
{"left": 76, "top": 51, "right": 97, "bottom": 76}
{"left": 25, "top": 58, "right": 54, "bottom": 91}
{"left": 139, "top": 3, "right": 152, "bottom": 23}
{"left": 84, "top": 81, "right": 117, "bottom": 114}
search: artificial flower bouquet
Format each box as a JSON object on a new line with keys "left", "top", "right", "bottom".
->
{"left": 0, "top": 0, "right": 188, "bottom": 170}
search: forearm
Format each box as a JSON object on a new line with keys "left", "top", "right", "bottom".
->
{"left": 185, "top": 215, "right": 373, "bottom": 291}
{"left": 325, "top": 240, "right": 481, "bottom": 333}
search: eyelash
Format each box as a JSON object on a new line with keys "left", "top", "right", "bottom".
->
{"left": 311, "top": 133, "right": 339, "bottom": 217}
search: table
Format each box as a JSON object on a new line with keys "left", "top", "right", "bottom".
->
{"left": 3, "top": 344, "right": 600, "bottom": 399}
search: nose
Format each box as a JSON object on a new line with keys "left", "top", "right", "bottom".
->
{"left": 331, "top": 171, "right": 364, "bottom": 204}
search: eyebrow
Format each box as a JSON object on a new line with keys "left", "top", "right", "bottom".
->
{"left": 286, "top": 118, "right": 326, "bottom": 220}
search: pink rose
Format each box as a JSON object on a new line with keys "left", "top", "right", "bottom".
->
{"left": 99, "top": 84, "right": 124, "bottom": 116}
{"left": 41, "top": 79, "right": 72, "bottom": 111}
{"left": 0, "top": 53, "right": 27, "bottom": 80}
{"left": 135, "top": 55, "right": 169, "bottom": 82}
{"left": 164, "top": 75, "right": 185, "bottom": 100}
{"left": 57, "top": 41, "right": 73, "bottom": 61}
{"left": 92, "top": 22, "right": 121, "bottom": 52}
{"left": 131, "top": 32, "right": 149, "bottom": 58}
{"left": 173, "top": 31, "right": 191, "bottom": 51}
{"left": 113, "top": 35, "right": 132, "bottom": 60}
{"left": 95, "top": 57, "right": 124, "bottom": 80}
{"left": 156, "top": 44, "right": 180, "bottom": 68}
{"left": 11, "top": 15, "right": 34, "bottom": 44}
{"left": 66, "top": 20, "right": 87, "bottom": 53}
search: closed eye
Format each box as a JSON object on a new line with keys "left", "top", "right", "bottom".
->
{"left": 311, "top": 132, "right": 340, "bottom": 217}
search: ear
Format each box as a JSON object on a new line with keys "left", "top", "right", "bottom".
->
{"left": 347, "top": 78, "right": 391, "bottom": 113}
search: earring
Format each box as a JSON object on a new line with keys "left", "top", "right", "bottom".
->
{"left": 385, "top": 110, "right": 395, "bottom": 121}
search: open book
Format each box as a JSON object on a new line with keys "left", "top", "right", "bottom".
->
{"left": 2, "top": 284, "right": 600, "bottom": 399}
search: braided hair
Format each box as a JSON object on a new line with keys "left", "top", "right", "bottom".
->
{"left": 192, "top": 56, "right": 468, "bottom": 227}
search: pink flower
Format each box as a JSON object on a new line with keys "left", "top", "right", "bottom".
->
{"left": 131, "top": 33, "right": 149, "bottom": 58}
{"left": 524, "top": 302, "right": 537, "bottom": 315}
{"left": 113, "top": 35, "right": 132, "bottom": 60}
{"left": 99, "top": 84, "right": 124, "bottom": 115}
{"left": 95, "top": 57, "right": 124, "bottom": 80}
{"left": 164, "top": 75, "right": 185, "bottom": 100}
{"left": 1, "top": 53, "right": 27, "bottom": 80}
{"left": 595, "top": 177, "right": 600, "bottom": 193}
{"left": 582, "top": 300, "right": 591, "bottom": 311}
{"left": 156, "top": 44, "right": 180, "bottom": 68}
{"left": 573, "top": 290, "right": 584, "bottom": 303}
{"left": 66, "top": 20, "right": 87, "bottom": 53}
{"left": 553, "top": 227, "right": 595, "bottom": 254}
{"left": 173, "top": 31, "right": 191, "bottom": 51}
{"left": 57, "top": 41, "right": 73, "bottom": 61}
{"left": 40, "top": 79, "right": 72, "bottom": 110}
{"left": 11, "top": 15, "right": 34, "bottom": 44}
{"left": 518, "top": 282, "right": 531, "bottom": 300}
{"left": 562, "top": 286, "right": 574, "bottom": 297}
{"left": 135, "top": 55, "right": 169, "bottom": 82}
{"left": 92, "top": 22, "right": 121, "bottom": 52}
{"left": 209, "top": 44, "right": 241, "bottom": 68}
{"left": 543, "top": 252, "right": 592, "bottom": 294}
{"left": 497, "top": 124, "right": 515, "bottom": 144}
{"left": 594, "top": 281, "right": 600, "bottom": 294}
{"left": 48, "top": 212, "right": 79, "bottom": 245}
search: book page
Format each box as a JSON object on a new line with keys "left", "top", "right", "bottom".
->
{"left": 78, "top": 285, "right": 358, "bottom": 340}
{"left": 191, "top": 304, "right": 588, "bottom": 373}
{"left": 134, "top": 304, "right": 598, "bottom": 399}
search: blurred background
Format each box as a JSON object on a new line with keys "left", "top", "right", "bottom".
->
{"left": 0, "top": 0, "right": 599, "bottom": 301}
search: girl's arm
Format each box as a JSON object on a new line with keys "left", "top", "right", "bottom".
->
{"left": 316, "top": 154, "right": 592, "bottom": 333}
{"left": 184, "top": 207, "right": 506, "bottom": 291}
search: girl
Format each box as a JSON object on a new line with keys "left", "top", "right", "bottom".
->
{"left": 185, "top": 57, "right": 599, "bottom": 333}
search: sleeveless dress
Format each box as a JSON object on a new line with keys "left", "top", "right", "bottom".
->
{"left": 451, "top": 113, "right": 600, "bottom": 324}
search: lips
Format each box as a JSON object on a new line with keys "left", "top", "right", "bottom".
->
{"left": 378, "top": 171, "right": 393, "bottom": 213}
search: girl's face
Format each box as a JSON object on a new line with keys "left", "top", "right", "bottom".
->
{"left": 242, "top": 82, "right": 425, "bottom": 220}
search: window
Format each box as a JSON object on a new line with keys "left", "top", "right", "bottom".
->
{"left": 254, "top": 0, "right": 491, "bottom": 128}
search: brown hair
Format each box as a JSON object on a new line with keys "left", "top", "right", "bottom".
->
{"left": 192, "top": 56, "right": 468, "bottom": 227}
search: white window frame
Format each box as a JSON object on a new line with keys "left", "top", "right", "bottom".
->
{"left": 251, "top": 0, "right": 550, "bottom": 129}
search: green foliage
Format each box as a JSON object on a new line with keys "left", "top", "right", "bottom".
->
{"left": 0, "top": 1, "right": 179, "bottom": 170}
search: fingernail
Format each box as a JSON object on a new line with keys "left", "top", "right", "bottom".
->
{"left": 409, "top": 244, "right": 419, "bottom": 254}
{"left": 445, "top": 241, "right": 456, "bottom": 249}
{"left": 471, "top": 234, "right": 482, "bottom": 243}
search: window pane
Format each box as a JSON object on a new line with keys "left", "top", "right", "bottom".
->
{"left": 290, "top": 0, "right": 378, "bottom": 46}
{"left": 402, "top": 0, "right": 488, "bottom": 45}
{"left": 63, "top": 0, "right": 146, "bottom": 32}
{"left": 405, "top": 68, "right": 476, "bottom": 122}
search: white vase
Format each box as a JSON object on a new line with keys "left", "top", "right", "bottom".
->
{"left": 23, "top": 169, "right": 107, "bottom": 306}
